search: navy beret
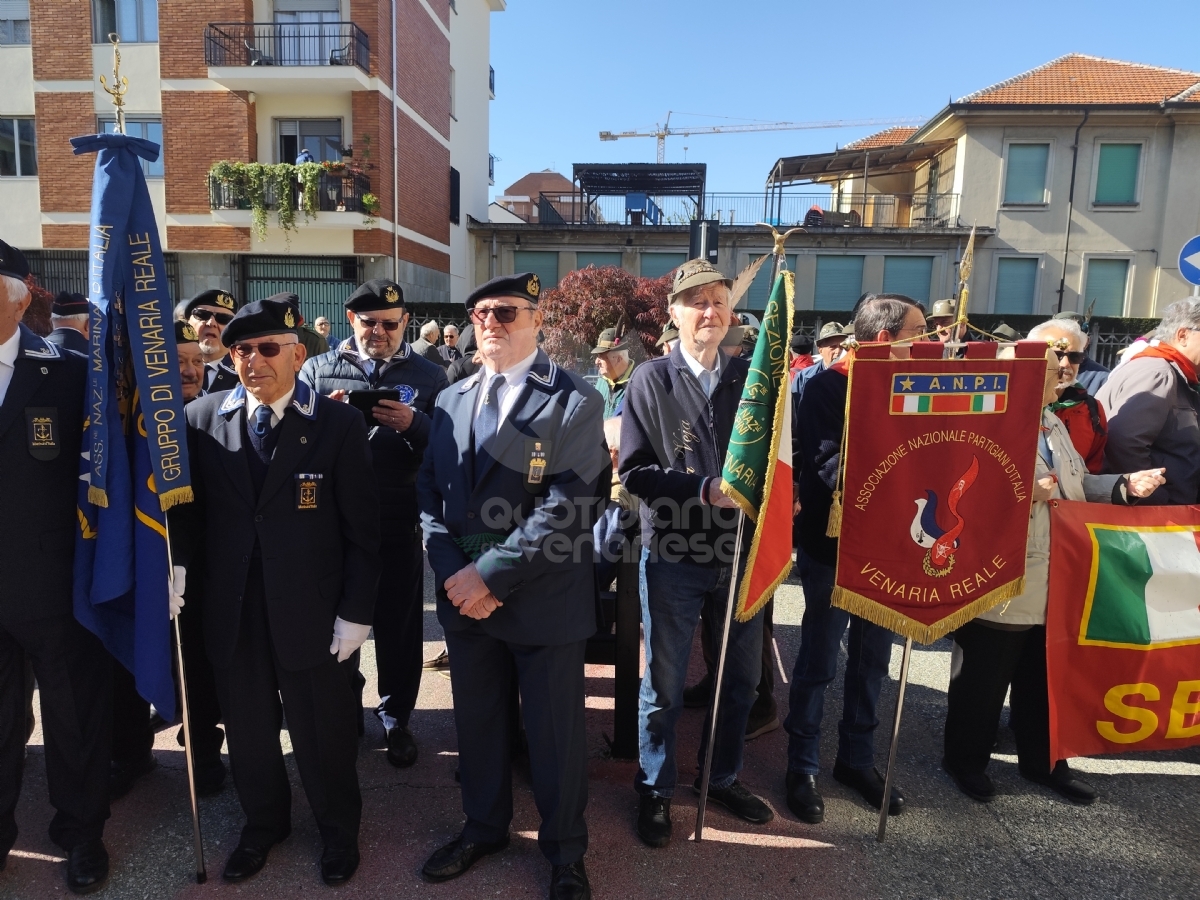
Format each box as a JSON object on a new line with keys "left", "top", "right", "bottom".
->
{"left": 183, "top": 288, "right": 239, "bottom": 319}
{"left": 345, "top": 279, "right": 404, "bottom": 312}
{"left": 0, "top": 238, "right": 29, "bottom": 282}
{"left": 465, "top": 272, "right": 541, "bottom": 309}
{"left": 221, "top": 297, "right": 301, "bottom": 346}
{"left": 174, "top": 320, "right": 199, "bottom": 344}
{"left": 52, "top": 291, "right": 89, "bottom": 316}
{"left": 263, "top": 291, "right": 304, "bottom": 324}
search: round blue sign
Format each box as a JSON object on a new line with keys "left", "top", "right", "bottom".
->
{"left": 396, "top": 384, "right": 417, "bottom": 404}
{"left": 1179, "top": 235, "right": 1200, "bottom": 286}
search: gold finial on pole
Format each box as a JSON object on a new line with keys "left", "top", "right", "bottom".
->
{"left": 99, "top": 32, "right": 128, "bottom": 135}
{"left": 955, "top": 224, "right": 976, "bottom": 325}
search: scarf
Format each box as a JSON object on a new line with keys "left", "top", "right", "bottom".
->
{"left": 1132, "top": 342, "right": 1198, "bottom": 385}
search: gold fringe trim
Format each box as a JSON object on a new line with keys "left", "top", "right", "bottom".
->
{"left": 826, "top": 490, "right": 843, "bottom": 537}
{"left": 830, "top": 575, "right": 1026, "bottom": 645}
{"left": 158, "top": 486, "right": 194, "bottom": 511}
{"left": 88, "top": 486, "right": 109, "bottom": 508}
{"left": 735, "top": 557, "right": 793, "bottom": 623}
{"left": 720, "top": 479, "right": 758, "bottom": 523}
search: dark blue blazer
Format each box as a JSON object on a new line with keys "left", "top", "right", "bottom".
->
{"left": 417, "top": 349, "right": 609, "bottom": 646}
{"left": 46, "top": 326, "right": 89, "bottom": 355}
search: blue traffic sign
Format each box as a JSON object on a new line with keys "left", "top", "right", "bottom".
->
{"left": 1180, "top": 235, "right": 1200, "bottom": 286}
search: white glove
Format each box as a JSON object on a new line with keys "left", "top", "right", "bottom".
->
{"left": 169, "top": 566, "right": 186, "bottom": 619}
{"left": 329, "top": 617, "right": 371, "bottom": 663}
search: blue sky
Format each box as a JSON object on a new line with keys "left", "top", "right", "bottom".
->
{"left": 488, "top": 0, "right": 1195, "bottom": 197}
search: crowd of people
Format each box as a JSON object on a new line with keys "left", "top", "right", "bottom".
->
{"left": 2, "top": 235, "right": 1197, "bottom": 898}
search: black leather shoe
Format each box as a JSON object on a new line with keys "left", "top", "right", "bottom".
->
{"left": 832, "top": 760, "right": 905, "bottom": 815}
{"left": 550, "top": 859, "right": 591, "bottom": 900}
{"left": 785, "top": 772, "right": 825, "bottom": 823}
{"left": 942, "top": 758, "right": 995, "bottom": 803}
{"left": 693, "top": 778, "right": 774, "bottom": 824}
{"left": 320, "top": 847, "right": 360, "bottom": 886}
{"left": 421, "top": 833, "right": 509, "bottom": 883}
{"left": 386, "top": 726, "right": 418, "bottom": 768}
{"left": 66, "top": 840, "right": 108, "bottom": 895}
{"left": 682, "top": 677, "right": 711, "bottom": 709}
{"left": 636, "top": 795, "right": 672, "bottom": 848}
{"left": 1021, "top": 760, "right": 1097, "bottom": 805}
{"left": 222, "top": 843, "right": 272, "bottom": 883}
{"left": 109, "top": 752, "right": 156, "bottom": 801}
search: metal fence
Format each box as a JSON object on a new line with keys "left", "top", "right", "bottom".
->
{"left": 204, "top": 22, "right": 369, "bottom": 71}
{"left": 233, "top": 255, "right": 362, "bottom": 343}
{"left": 25, "top": 250, "right": 181, "bottom": 303}
{"left": 210, "top": 170, "right": 372, "bottom": 214}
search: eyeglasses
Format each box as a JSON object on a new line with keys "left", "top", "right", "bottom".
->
{"left": 355, "top": 315, "right": 402, "bottom": 332}
{"left": 190, "top": 309, "right": 234, "bottom": 326}
{"left": 230, "top": 340, "right": 298, "bottom": 359}
{"left": 469, "top": 305, "right": 533, "bottom": 325}
{"left": 1054, "top": 350, "right": 1087, "bottom": 365}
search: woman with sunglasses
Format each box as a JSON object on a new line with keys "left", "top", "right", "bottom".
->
{"left": 1028, "top": 318, "right": 1108, "bottom": 474}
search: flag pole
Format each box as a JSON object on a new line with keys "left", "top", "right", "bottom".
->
{"left": 695, "top": 510, "right": 746, "bottom": 842}
{"left": 876, "top": 636, "right": 913, "bottom": 843}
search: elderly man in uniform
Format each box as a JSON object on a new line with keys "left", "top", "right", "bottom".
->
{"left": 0, "top": 241, "right": 113, "bottom": 893}
{"left": 46, "top": 292, "right": 90, "bottom": 354}
{"left": 439, "top": 324, "right": 462, "bottom": 367}
{"left": 301, "top": 278, "right": 448, "bottom": 766}
{"left": 185, "top": 289, "right": 240, "bottom": 394}
{"left": 411, "top": 320, "right": 444, "bottom": 365}
{"left": 170, "top": 297, "right": 380, "bottom": 886}
{"left": 591, "top": 324, "right": 637, "bottom": 418}
{"left": 620, "top": 259, "right": 773, "bottom": 850}
{"left": 928, "top": 298, "right": 967, "bottom": 344}
{"left": 417, "top": 272, "right": 607, "bottom": 900}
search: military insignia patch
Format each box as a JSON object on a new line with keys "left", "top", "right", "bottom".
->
{"left": 284, "top": 308, "right": 296, "bottom": 328}
{"left": 385, "top": 285, "right": 399, "bottom": 304}
{"left": 395, "top": 384, "right": 417, "bottom": 404}
{"left": 526, "top": 274, "right": 540, "bottom": 298}
{"left": 295, "top": 473, "right": 323, "bottom": 510}
{"left": 26, "top": 407, "right": 59, "bottom": 460}
{"left": 216, "top": 292, "right": 235, "bottom": 310}
{"left": 526, "top": 440, "right": 547, "bottom": 486}
{"left": 182, "top": 323, "right": 198, "bottom": 342}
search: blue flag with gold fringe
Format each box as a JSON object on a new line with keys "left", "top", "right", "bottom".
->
{"left": 71, "top": 132, "right": 192, "bottom": 719}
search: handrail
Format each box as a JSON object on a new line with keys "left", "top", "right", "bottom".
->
{"left": 204, "top": 22, "right": 370, "bottom": 72}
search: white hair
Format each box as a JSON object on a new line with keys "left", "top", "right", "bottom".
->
{"left": 420, "top": 320, "right": 440, "bottom": 339}
{"left": 1027, "top": 318, "right": 1086, "bottom": 347}
{"left": 51, "top": 313, "right": 89, "bottom": 325}
{"left": 444, "top": 324, "right": 459, "bottom": 336}
{"left": 603, "top": 347, "right": 630, "bottom": 363}
{"left": 1, "top": 273, "right": 29, "bottom": 305}
{"left": 602, "top": 416, "right": 622, "bottom": 451}
{"left": 1156, "top": 298, "right": 1200, "bottom": 341}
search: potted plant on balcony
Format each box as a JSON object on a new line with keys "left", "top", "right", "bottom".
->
{"left": 361, "top": 192, "right": 381, "bottom": 226}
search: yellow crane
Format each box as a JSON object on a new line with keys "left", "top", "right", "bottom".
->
{"left": 599, "top": 111, "right": 926, "bottom": 164}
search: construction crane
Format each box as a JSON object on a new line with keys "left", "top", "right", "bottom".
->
{"left": 599, "top": 111, "right": 927, "bottom": 163}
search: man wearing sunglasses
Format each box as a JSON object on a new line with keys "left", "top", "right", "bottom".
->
{"left": 183, "top": 289, "right": 240, "bottom": 394}
{"left": 1028, "top": 318, "right": 1108, "bottom": 474}
{"left": 170, "top": 297, "right": 380, "bottom": 886}
{"left": 1052, "top": 309, "right": 1110, "bottom": 393}
{"left": 300, "top": 278, "right": 448, "bottom": 769}
{"left": 417, "top": 272, "right": 608, "bottom": 899}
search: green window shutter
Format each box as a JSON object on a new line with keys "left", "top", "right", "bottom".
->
{"left": 1083, "top": 258, "right": 1129, "bottom": 317}
{"left": 814, "top": 255, "right": 864, "bottom": 311}
{"left": 1003, "top": 143, "right": 1049, "bottom": 204}
{"left": 575, "top": 252, "right": 622, "bottom": 270}
{"left": 640, "top": 252, "right": 687, "bottom": 279}
{"left": 882, "top": 256, "right": 934, "bottom": 303}
{"left": 513, "top": 251, "right": 560, "bottom": 290}
{"left": 747, "top": 254, "right": 797, "bottom": 308}
{"left": 994, "top": 257, "right": 1038, "bottom": 315}
{"left": 1095, "top": 144, "right": 1141, "bottom": 205}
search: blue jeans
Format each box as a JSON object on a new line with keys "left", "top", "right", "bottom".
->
{"left": 636, "top": 550, "right": 762, "bottom": 797}
{"left": 784, "top": 550, "right": 894, "bottom": 775}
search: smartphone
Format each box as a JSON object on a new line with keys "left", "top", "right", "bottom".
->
{"left": 346, "top": 389, "right": 400, "bottom": 426}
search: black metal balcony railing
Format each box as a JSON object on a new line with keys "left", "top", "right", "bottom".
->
{"left": 489, "top": 65, "right": 495, "bottom": 97}
{"left": 204, "top": 22, "right": 369, "bottom": 72}
{"left": 209, "top": 170, "right": 372, "bottom": 215}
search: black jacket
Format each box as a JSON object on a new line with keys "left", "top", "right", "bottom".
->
{"left": 619, "top": 344, "right": 748, "bottom": 566}
{"left": 205, "top": 354, "right": 238, "bottom": 394}
{"left": 793, "top": 366, "right": 847, "bottom": 567}
{"left": 0, "top": 326, "right": 87, "bottom": 622}
{"left": 46, "top": 326, "right": 89, "bottom": 355}
{"left": 300, "top": 338, "right": 448, "bottom": 529}
{"left": 170, "top": 379, "right": 380, "bottom": 671}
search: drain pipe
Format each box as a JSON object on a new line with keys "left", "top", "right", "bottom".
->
{"left": 1055, "top": 110, "right": 1089, "bottom": 313}
{"left": 391, "top": 0, "right": 400, "bottom": 282}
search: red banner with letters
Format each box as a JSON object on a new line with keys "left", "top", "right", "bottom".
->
{"left": 831, "top": 343, "right": 1048, "bottom": 643}
{"left": 1047, "top": 499, "right": 1200, "bottom": 762}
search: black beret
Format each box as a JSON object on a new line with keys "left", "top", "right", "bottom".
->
{"left": 221, "top": 297, "right": 301, "bottom": 346}
{"left": 0, "top": 238, "right": 29, "bottom": 282}
{"left": 345, "top": 279, "right": 404, "bottom": 312}
{"left": 52, "top": 291, "right": 89, "bottom": 316}
{"left": 465, "top": 272, "right": 541, "bottom": 309}
{"left": 183, "top": 289, "right": 239, "bottom": 319}
{"left": 174, "top": 320, "right": 200, "bottom": 344}
{"left": 263, "top": 291, "right": 303, "bottom": 324}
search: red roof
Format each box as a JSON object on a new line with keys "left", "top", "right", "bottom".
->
{"left": 843, "top": 126, "right": 920, "bottom": 150}
{"left": 503, "top": 169, "right": 574, "bottom": 197}
{"left": 958, "top": 54, "right": 1200, "bottom": 106}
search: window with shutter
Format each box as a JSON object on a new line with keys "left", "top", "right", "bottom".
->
{"left": 747, "top": 254, "right": 797, "bottom": 308}
{"left": 994, "top": 257, "right": 1039, "bottom": 315}
{"left": 640, "top": 253, "right": 686, "bottom": 279}
{"left": 1082, "top": 258, "right": 1129, "bottom": 317}
{"left": 575, "top": 252, "right": 621, "bottom": 271}
{"left": 882, "top": 256, "right": 934, "bottom": 303}
{"left": 1094, "top": 144, "right": 1141, "bottom": 205}
{"left": 1003, "top": 143, "right": 1050, "bottom": 205}
{"left": 814, "top": 256, "right": 864, "bottom": 311}
{"left": 513, "top": 251, "right": 559, "bottom": 290}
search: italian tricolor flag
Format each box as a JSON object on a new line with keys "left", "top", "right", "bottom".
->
{"left": 1082, "top": 526, "right": 1200, "bottom": 649}
{"left": 720, "top": 269, "right": 794, "bottom": 621}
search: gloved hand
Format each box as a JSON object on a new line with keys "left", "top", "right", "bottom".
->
{"left": 169, "top": 566, "right": 186, "bottom": 619}
{"left": 329, "top": 617, "right": 371, "bottom": 663}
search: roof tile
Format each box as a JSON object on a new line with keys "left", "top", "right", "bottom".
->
{"left": 958, "top": 54, "right": 1200, "bottom": 106}
{"left": 843, "top": 126, "right": 920, "bottom": 150}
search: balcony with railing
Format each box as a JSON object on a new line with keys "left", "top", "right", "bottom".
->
{"left": 489, "top": 65, "right": 495, "bottom": 98}
{"left": 204, "top": 22, "right": 371, "bottom": 92}
{"left": 209, "top": 169, "right": 373, "bottom": 218}
{"left": 499, "top": 191, "right": 962, "bottom": 229}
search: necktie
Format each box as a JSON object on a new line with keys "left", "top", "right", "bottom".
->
{"left": 203, "top": 365, "right": 213, "bottom": 391}
{"left": 473, "top": 374, "right": 504, "bottom": 478}
{"left": 252, "top": 403, "right": 273, "bottom": 439}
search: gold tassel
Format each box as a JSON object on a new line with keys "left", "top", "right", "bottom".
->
{"left": 158, "top": 486, "right": 195, "bottom": 511}
{"left": 88, "top": 486, "right": 109, "bottom": 508}
{"left": 825, "top": 490, "right": 843, "bottom": 537}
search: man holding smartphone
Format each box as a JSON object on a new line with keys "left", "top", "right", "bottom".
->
{"left": 300, "top": 279, "right": 448, "bottom": 768}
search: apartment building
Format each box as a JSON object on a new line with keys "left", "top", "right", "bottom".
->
{"left": 0, "top": 0, "right": 502, "bottom": 339}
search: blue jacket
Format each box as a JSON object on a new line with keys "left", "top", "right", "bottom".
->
{"left": 1075, "top": 356, "right": 1110, "bottom": 395}
{"left": 793, "top": 366, "right": 846, "bottom": 567}
{"left": 301, "top": 337, "right": 448, "bottom": 529}
{"left": 417, "top": 349, "right": 609, "bottom": 646}
{"left": 618, "top": 343, "right": 748, "bottom": 567}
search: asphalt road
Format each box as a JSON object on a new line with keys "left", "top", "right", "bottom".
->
{"left": 4, "top": 563, "right": 1198, "bottom": 899}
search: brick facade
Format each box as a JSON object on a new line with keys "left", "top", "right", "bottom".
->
{"left": 353, "top": 231, "right": 449, "bottom": 274}
{"left": 395, "top": 0, "right": 450, "bottom": 139}
{"left": 162, "top": 92, "right": 256, "bottom": 214}
{"left": 351, "top": 91, "right": 393, "bottom": 223}
{"left": 29, "top": 0, "right": 92, "bottom": 81}
{"left": 167, "top": 226, "right": 251, "bottom": 251}
{"left": 350, "top": 0, "right": 391, "bottom": 88}
{"left": 159, "top": 0, "right": 252, "bottom": 80}
{"left": 397, "top": 115, "right": 450, "bottom": 245}
{"left": 34, "top": 93, "right": 96, "bottom": 213}
{"left": 42, "top": 225, "right": 90, "bottom": 249}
